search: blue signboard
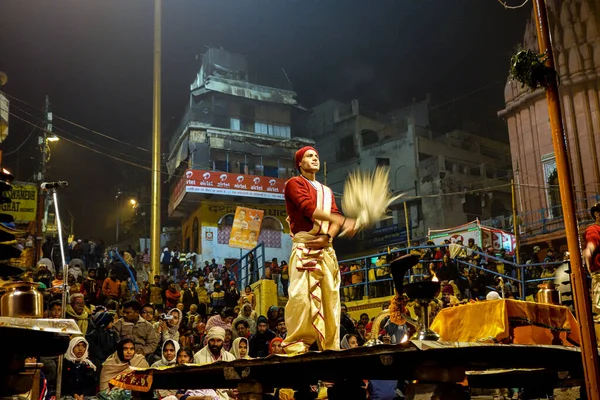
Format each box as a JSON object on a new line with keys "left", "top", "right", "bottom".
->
{"left": 366, "top": 224, "right": 407, "bottom": 247}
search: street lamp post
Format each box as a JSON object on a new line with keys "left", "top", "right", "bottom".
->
{"left": 150, "top": 0, "right": 162, "bottom": 277}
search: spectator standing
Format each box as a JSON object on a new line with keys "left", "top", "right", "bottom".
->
{"left": 160, "top": 247, "right": 171, "bottom": 275}
{"left": 181, "top": 281, "right": 199, "bottom": 314}
{"left": 280, "top": 260, "right": 289, "bottom": 297}
{"left": 165, "top": 282, "right": 181, "bottom": 309}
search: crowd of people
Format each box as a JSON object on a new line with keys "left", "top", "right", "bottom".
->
{"left": 27, "top": 243, "right": 296, "bottom": 400}
{"left": 340, "top": 238, "right": 565, "bottom": 306}
{"left": 24, "top": 235, "right": 568, "bottom": 400}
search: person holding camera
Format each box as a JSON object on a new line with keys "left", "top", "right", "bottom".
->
{"left": 154, "top": 308, "right": 183, "bottom": 344}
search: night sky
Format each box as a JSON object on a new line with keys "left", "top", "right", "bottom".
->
{"left": 0, "top": 0, "right": 530, "bottom": 241}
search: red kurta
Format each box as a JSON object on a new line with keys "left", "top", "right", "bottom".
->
{"left": 284, "top": 176, "right": 341, "bottom": 235}
{"left": 585, "top": 224, "right": 600, "bottom": 273}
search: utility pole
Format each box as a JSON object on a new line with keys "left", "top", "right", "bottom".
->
{"left": 531, "top": 0, "right": 600, "bottom": 398}
{"left": 115, "top": 189, "right": 122, "bottom": 244}
{"left": 150, "top": 0, "right": 162, "bottom": 277}
{"left": 34, "top": 96, "right": 51, "bottom": 263}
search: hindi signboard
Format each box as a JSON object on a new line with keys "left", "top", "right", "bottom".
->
{"left": 229, "top": 206, "right": 264, "bottom": 250}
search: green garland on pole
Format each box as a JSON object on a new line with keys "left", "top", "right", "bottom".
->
{"left": 509, "top": 49, "right": 558, "bottom": 90}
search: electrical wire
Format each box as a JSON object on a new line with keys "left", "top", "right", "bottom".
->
{"left": 496, "top": 0, "right": 530, "bottom": 9}
{"left": 2, "top": 91, "right": 149, "bottom": 152}
{"left": 402, "top": 183, "right": 512, "bottom": 200}
{"left": 3, "top": 121, "right": 40, "bottom": 156}
{"left": 10, "top": 104, "right": 153, "bottom": 166}
{"left": 517, "top": 182, "right": 600, "bottom": 194}
{"left": 9, "top": 112, "right": 164, "bottom": 173}
{"left": 429, "top": 80, "right": 506, "bottom": 110}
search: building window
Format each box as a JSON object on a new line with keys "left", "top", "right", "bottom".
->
{"left": 230, "top": 118, "right": 241, "bottom": 130}
{"left": 264, "top": 166, "right": 278, "bottom": 178}
{"left": 241, "top": 104, "right": 255, "bottom": 132}
{"left": 542, "top": 154, "right": 561, "bottom": 219}
{"left": 192, "top": 218, "right": 199, "bottom": 253}
{"left": 409, "top": 201, "right": 422, "bottom": 228}
{"left": 337, "top": 136, "right": 356, "bottom": 162}
{"left": 376, "top": 158, "right": 390, "bottom": 167}
{"left": 217, "top": 214, "right": 235, "bottom": 245}
{"left": 214, "top": 159, "right": 229, "bottom": 172}
{"left": 259, "top": 217, "right": 283, "bottom": 248}
{"left": 255, "top": 122, "right": 291, "bottom": 138}
{"left": 463, "top": 194, "right": 482, "bottom": 218}
{"left": 361, "top": 129, "right": 379, "bottom": 147}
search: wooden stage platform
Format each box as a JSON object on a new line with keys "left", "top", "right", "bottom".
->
{"left": 133, "top": 341, "right": 588, "bottom": 391}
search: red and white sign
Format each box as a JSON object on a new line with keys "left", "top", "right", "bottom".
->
{"left": 169, "top": 169, "right": 286, "bottom": 214}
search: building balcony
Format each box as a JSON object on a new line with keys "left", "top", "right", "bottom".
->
{"left": 168, "top": 168, "right": 288, "bottom": 218}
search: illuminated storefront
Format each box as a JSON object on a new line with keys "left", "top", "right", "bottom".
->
{"left": 169, "top": 169, "right": 292, "bottom": 265}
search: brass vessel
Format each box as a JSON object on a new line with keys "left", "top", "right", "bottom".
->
{"left": 1, "top": 281, "right": 43, "bottom": 318}
{"left": 536, "top": 283, "right": 562, "bottom": 305}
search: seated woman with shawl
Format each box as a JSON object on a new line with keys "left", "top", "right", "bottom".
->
{"left": 232, "top": 303, "right": 256, "bottom": 337}
{"left": 150, "top": 339, "right": 180, "bottom": 368}
{"left": 151, "top": 339, "right": 180, "bottom": 398}
{"left": 230, "top": 337, "right": 250, "bottom": 359}
{"left": 154, "top": 308, "right": 183, "bottom": 343}
{"left": 206, "top": 307, "right": 235, "bottom": 333}
{"left": 99, "top": 339, "right": 149, "bottom": 394}
{"left": 61, "top": 337, "right": 97, "bottom": 399}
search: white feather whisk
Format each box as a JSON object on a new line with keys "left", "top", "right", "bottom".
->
{"left": 340, "top": 167, "right": 402, "bottom": 235}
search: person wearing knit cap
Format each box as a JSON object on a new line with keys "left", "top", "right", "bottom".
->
{"left": 193, "top": 327, "right": 235, "bottom": 363}
{"left": 86, "top": 310, "right": 119, "bottom": 372}
{"left": 440, "top": 284, "right": 459, "bottom": 308}
{"left": 249, "top": 315, "right": 276, "bottom": 358}
{"left": 281, "top": 146, "right": 357, "bottom": 354}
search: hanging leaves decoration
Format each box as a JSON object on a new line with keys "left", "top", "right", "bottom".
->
{"left": 509, "top": 49, "right": 558, "bottom": 90}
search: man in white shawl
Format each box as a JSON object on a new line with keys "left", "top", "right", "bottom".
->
{"left": 191, "top": 327, "right": 235, "bottom": 400}
{"left": 193, "top": 327, "right": 236, "bottom": 363}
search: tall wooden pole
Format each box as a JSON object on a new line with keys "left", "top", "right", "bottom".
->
{"left": 150, "top": 0, "right": 162, "bottom": 278}
{"left": 532, "top": 1, "right": 600, "bottom": 397}
{"left": 510, "top": 180, "right": 523, "bottom": 297}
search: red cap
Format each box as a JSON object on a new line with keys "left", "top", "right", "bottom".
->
{"left": 294, "top": 146, "right": 318, "bottom": 169}
{"left": 442, "top": 285, "right": 454, "bottom": 294}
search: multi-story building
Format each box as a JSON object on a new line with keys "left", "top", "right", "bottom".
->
{"left": 498, "top": 0, "right": 600, "bottom": 250}
{"left": 306, "top": 97, "right": 513, "bottom": 256}
{"left": 166, "top": 48, "right": 313, "bottom": 265}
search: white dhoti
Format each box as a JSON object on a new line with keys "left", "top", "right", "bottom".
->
{"left": 592, "top": 271, "right": 600, "bottom": 315}
{"left": 282, "top": 232, "right": 341, "bottom": 353}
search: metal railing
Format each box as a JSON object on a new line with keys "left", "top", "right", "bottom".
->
{"left": 338, "top": 244, "right": 568, "bottom": 301}
{"left": 480, "top": 194, "right": 600, "bottom": 240}
{"left": 232, "top": 242, "right": 266, "bottom": 290}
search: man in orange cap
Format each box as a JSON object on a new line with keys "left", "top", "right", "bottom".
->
{"left": 281, "top": 146, "right": 357, "bottom": 354}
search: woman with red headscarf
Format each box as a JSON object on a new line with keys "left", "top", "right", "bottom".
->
{"left": 281, "top": 146, "right": 357, "bottom": 355}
